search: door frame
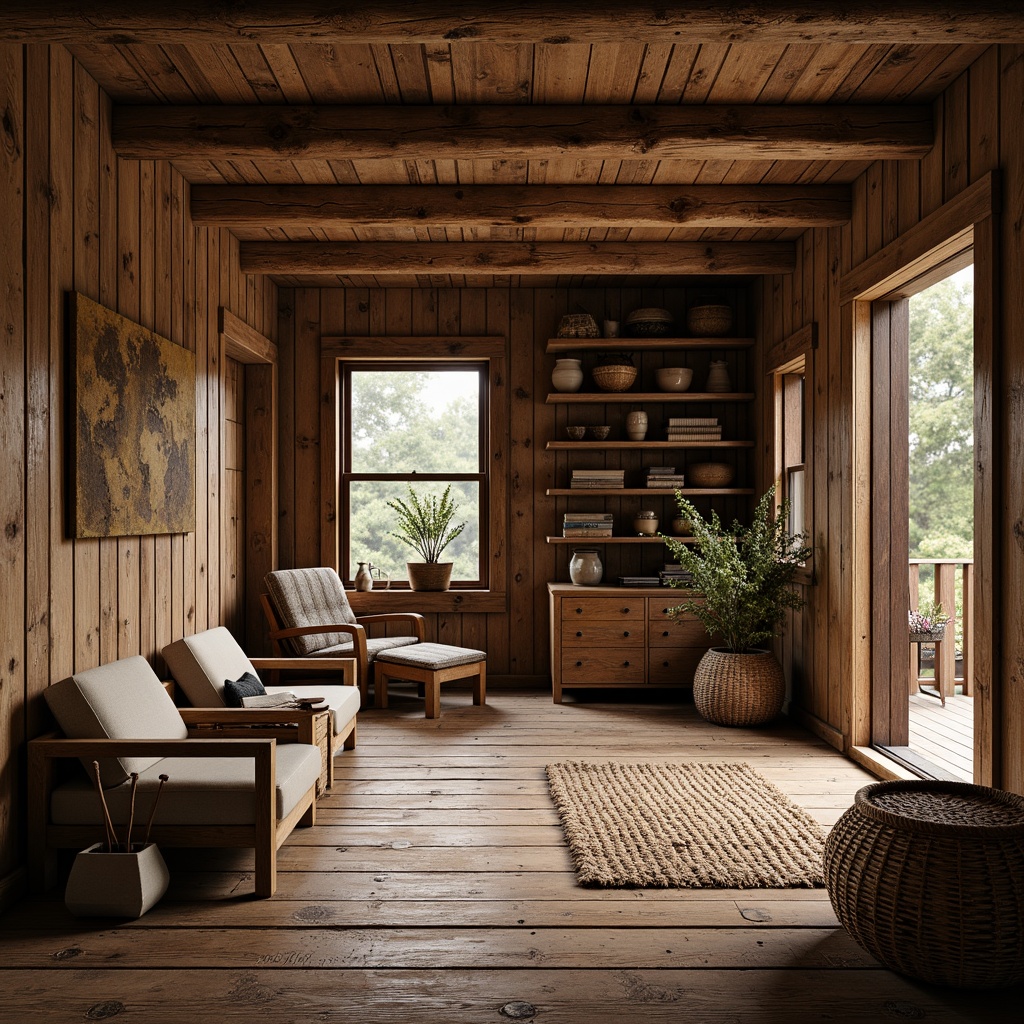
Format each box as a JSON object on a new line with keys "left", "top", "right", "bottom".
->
{"left": 840, "top": 172, "right": 1000, "bottom": 786}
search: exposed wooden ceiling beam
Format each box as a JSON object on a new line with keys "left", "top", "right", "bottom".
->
{"left": 238, "top": 241, "right": 796, "bottom": 277}
{"left": 3, "top": 2, "right": 1023, "bottom": 45}
{"left": 192, "top": 184, "right": 851, "bottom": 230}
{"left": 114, "top": 104, "right": 933, "bottom": 163}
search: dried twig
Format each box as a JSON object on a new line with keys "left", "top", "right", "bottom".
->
{"left": 124, "top": 772, "right": 140, "bottom": 852}
{"left": 91, "top": 761, "right": 116, "bottom": 853}
{"left": 142, "top": 774, "right": 170, "bottom": 847}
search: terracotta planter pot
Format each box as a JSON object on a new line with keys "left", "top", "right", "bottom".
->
{"left": 407, "top": 562, "right": 453, "bottom": 592}
{"left": 692, "top": 648, "right": 785, "bottom": 727}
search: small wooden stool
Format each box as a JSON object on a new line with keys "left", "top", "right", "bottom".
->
{"left": 375, "top": 643, "right": 487, "bottom": 718}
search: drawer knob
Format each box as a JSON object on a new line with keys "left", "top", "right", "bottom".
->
{"left": 622, "top": 607, "right": 630, "bottom": 614}
{"left": 623, "top": 660, "right": 630, "bottom": 667}
{"left": 576, "top": 631, "right": 583, "bottom": 637}
{"left": 662, "top": 630, "right": 669, "bottom": 637}
{"left": 576, "top": 607, "right": 583, "bottom": 614}
{"left": 623, "top": 630, "right": 630, "bottom": 637}
{"left": 663, "top": 660, "right": 670, "bottom": 667}
{"left": 576, "top": 660, "right": 583, "bottom": 667}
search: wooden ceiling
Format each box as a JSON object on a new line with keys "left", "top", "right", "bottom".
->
{"left": 7, "top": 3, "right": 1013, "bottom": 287}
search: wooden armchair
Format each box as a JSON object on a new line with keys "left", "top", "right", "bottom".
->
{"left": 30, "top": 656, "right": 322, "bottom": 898}
{"left": 262, "top": 567, "right": 425, "bottom": 707}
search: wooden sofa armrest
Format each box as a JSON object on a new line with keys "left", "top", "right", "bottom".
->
{"left": 355, "top": 612, "right": 426, "bottom": 642}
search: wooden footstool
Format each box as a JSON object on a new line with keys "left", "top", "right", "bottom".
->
{"left": 375, "top": 644, "right": 486, "bottom": 718}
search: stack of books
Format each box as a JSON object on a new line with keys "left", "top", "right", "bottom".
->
{"left": 562, "top": 512, "right": 613, "bottom": 538}
{"left": 659, "top": 564, "right": 695, "bottom": 587}
{"left": 666, "top": 416, "right": 723, "bottom": 442}
{"left": 645, "top": 465, "right": 686, "bottom": 488}
{"left": 570, "top": 469, "right": 625, "bottom": 489}
{"left": 618, "top": 575, "right": 662, "bottom": 588}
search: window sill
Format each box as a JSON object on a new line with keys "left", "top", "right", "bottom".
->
{"left": 347, "top": 590, "right": 507, "bottom": 614}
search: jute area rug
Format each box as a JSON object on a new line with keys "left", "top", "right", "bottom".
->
{"left": 546, "top": 761, "right": 826, "bottom": 888}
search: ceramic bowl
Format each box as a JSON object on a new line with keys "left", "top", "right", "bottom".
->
{"left": 656, "top": 367, "right": 693, "bottom": 392}
{"left": 589, "top": 425, "right": 611, "bottom": 440}
{"left": 671, "top": 517, "right": 693, "bottom": 536}
{"left": 566, "top": 426, "right": 587, "bottom": 440}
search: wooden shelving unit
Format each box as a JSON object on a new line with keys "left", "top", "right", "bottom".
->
{"left": 546, "top": 487, "right": 754, "bottom": 497}
{"left": 546, "top": 337, "right": 755, "bottom": 353}
{"left": 546, "top": 391, "right": 754, "bottom": 404}
{"left": 545, "top": 535, "right": 697, "bottom": 545}
{"left": 546, "top": 440, "right": 753, "bottom": 450}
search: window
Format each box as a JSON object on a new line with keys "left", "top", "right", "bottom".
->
{"left": 768, "top": 323, "right": 815, "bottom": 578}
{"left": 341, "top": 363, "right": 488, "bottom": 588}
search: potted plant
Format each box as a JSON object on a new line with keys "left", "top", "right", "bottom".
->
{"left": 662, "top": 490, "right": 812, "bottom": 726}
{"left": 387, "top": 484, "right": 467, "bottom": 592}
{"left": 909, "top": 601, "right": 949, "bottom": 641}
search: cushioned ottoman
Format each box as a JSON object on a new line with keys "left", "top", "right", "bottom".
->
{"left": 374, "top": 643, "right": 486, "bottom": 718}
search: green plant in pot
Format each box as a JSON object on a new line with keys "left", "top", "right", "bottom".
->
{"left": 662, "top": 490, "right": 811, "bottom": 726}
{"left": 387, "top": 484, "right": 467, "bottom": 592}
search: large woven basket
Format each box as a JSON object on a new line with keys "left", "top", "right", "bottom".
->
{"left": 692, "top": 648, "right": 785, "bottom": 726}
{"left": 591, "top": 363, "right": 638, "bottom": 392}
{"left": 407, "top": 561, "right": 453, "bottom": 592}
{"left": 824, "top": 781, "right": 1024, "bottom": 988}
{"left": 687, "top": 304, "right": 733, "bottom": 337}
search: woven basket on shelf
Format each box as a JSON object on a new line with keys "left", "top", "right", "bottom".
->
{"left": 824, "top": 780, "right": 1024, "bottom": 988}
{"left": 692, "top": 648, "right": 785, "bottom": 726}
{"left": 910, "top": 624, "right": 948, "bottom": 643}
{"left": 556, "top": 313, "right": 601, "bottom": 338}
{"left": 687, "top": 304, "right": 733, "bottom": 336}
{"left": 687, "top": 462, "right": 735, "bottom": 487}
{"left": 591, "top": 363, "right": 638, "bottom": 392}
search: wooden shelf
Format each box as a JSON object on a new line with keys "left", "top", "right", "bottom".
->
{"left": 546, "top": 487, "right": 754, "bottom": 496}
{"left": 546, "top": 535, "right": 696, "bottom": 545}
{"left": 546, "top": 391, "right": 753, "bottom": 404}
{"left": 546, "top": 440, "right": 753, "bottom": 450}
{"left": 546, "top": 337, "right": 755, "bottom": 353}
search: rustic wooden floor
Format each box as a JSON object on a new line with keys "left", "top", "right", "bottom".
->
{"left": 1, "top": 687, "right": 1018, "bottom": 1022}
{"left": 908, "top": 690, "right": 974, "bottom": 782}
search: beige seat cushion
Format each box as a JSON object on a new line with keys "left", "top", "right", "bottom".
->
{"left": 265, "top": 568, "right": 357, "bottom": 656}
{"left": 376, "top": 642, "right": 487, "bottom": 671}
{"left": 264, "top": 682, "right": 361, "bottom": 737}
{"left": 316, "top": 636, "right": 420, "bottom": 661}
{"left": 51, "top": 743, "right": 322, "bottom": 826}
{"left": 44, "top": 656, "right": 187, "bottom": 787}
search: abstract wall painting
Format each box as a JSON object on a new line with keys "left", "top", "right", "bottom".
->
{"left": 68, "top": 292, "right": 196, "bottom": 538}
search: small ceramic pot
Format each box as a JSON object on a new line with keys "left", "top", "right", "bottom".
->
{"left": 603, "top": 320, "right": 620, "bottom": 338}
{"left": 566, "top": 425, "right": 587, "bottom": 440}
{"left": 705, "top": 360, "right": 731, "bottom": 393}
{"left": 625, "top": 410, "right": 648, "bottom": 441}
{"left": 633, "top": 511, "right": 658, "bottom": 536}
{"left": 569, "top": 549, "right": 603, "bottom": 586}
{"left": 589, "top": 425, "right": 611, "bottom": 440}
{"left": 671, "top": 517, "right": 692, "bottom": 536}
{"left": 551, "top": 358, "right": 584, "bottom": 393}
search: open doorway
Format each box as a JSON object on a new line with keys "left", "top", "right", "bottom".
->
{"left": 905, "top": 266, "right": 974, "bottom": 781}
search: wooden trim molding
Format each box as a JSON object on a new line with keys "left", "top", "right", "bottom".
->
{"left": 764, "top": 322, "right": 818, "bottom": 370}
{"left": 219, "top": 307, "right": 278, "bottom": 365}
{"left": 5, "top": 4, "right": 1024, "bottom": 45}
{"left": 241, "top": 242, "right": 796, "bottom": 278}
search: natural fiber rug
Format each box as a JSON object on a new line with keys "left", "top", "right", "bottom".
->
{"left": 546, "top": 761, "right": 826, "bottom": 888}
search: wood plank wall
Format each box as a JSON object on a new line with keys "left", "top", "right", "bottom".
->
{"left": 276, "top": 286, "right": 754, "bottom": 680}
{"left": 0, "top": 44, "right": 276, "bottom": 897}
{"left": 758, "top": 46, "right": 1024, "bottom": 793}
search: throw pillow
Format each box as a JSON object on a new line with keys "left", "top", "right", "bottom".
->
{"left": 223, "top": 671, "right": 265, "bottom": 707}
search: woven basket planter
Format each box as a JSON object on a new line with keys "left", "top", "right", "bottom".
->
{"left": 407, "top": 562, "right": 453, "bottom": 592}
{"left": 556, "top": 313, "right": 601, "bottom": 338}
{"left": 692, "top": 648, "right": 785, "bottom": 727}
{"left": 824, "top": 781, "right": 1024, "bottom": 988}
{"left": 910, "top": 623, "right": 948, "bottom": 643}
{"left": 591, "top": 363, "right": 638, "bottom": 392}
{"left": 686, "top": 304, "right": 733, "bottom": 336}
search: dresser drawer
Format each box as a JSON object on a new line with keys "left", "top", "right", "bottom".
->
{"left": 646, "top": 599, "right": 717, "bottom": 646}
{"left": 562, "top": 621, "right": 643, "bottom": 646}
{"left": 648, "top": 648, "right": 706, "bottom": 686}
{"left": 561, "top": 597, "right": 644, "bottom": 622}
{"left": 561, "top": 647, "right": 645, "bottom": 684}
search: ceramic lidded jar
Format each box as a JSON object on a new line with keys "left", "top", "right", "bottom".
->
{"left": 551, "top": 358, "right": 584, "bottom": 393}
{"left": 632, "top": 510, "right": 659, "bottom": 536}
{"left": 569, "top": 548, "right": 603, "bottom": 586}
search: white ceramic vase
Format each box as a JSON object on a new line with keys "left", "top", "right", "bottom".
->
{"left": 551, "top": 358, "right": 584, "bottom": 393}
{"left": 625, "top": 410, "right": 648, "bottom": 440}
{"left": 353, "top": 562, "right": 374, "bottom": 592}
{"left": 569, "top": 549, "right": 603, "bottom": 586}
{"left": 65, "top": 842, "right": 170, "bottom": 918}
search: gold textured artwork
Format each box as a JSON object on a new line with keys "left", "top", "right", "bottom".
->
{"left": 69, "top": 292, "right": 196, "bottom": 538}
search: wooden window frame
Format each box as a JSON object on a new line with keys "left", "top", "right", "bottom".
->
{"left": 320, "top": 336, "right": 508, "bottom": 614}
{"left": 339, "top": 360, "right": 490, "bottom": 589}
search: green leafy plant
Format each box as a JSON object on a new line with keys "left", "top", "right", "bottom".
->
{"left": 387, "top": 485, "right": 467, "bottom": 564}
{"left": 662, "top": 490, "right": 812, "bottom": 653}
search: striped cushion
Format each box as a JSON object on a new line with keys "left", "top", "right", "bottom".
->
{"left": 265, "top": 568, "right": 357, "bottom": 656}
{"left": 376, "top": 643, "right": 486, "bottom": 671}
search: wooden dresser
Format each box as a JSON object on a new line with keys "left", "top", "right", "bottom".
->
{"left": 547, "top": 583, "right": 713, "bottom": 701}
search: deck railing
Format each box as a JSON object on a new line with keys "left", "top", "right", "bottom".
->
{"left": 908, "top": 558, "right": 974, "bottom": 698}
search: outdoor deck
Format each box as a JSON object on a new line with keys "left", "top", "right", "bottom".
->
{"left": 908, "top": 690, "right": 974, "bottom": 782}
{"left": 0, "top": 686, "right": 1015, "bottom": 1021}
